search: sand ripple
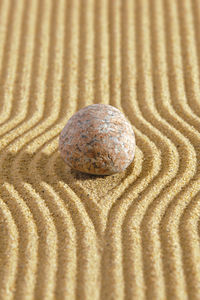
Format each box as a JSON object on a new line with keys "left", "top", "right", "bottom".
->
{"left": 0, "top": 0, "right": 200, "bottom": 299}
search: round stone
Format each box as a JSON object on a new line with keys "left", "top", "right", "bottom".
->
{"left": 59, "top": 104, "right": 135, "bottom": 175}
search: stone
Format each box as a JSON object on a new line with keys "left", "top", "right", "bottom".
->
{"left": 59, "top": 104, "right": 135, "bottom": 175}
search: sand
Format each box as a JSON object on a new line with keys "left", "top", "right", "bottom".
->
{"left": 0, "top": 0, "right": 200, "bottom": 299}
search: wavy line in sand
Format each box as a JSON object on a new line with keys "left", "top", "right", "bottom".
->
{"left": 179, "top": 192, "right": 200, "bottom": 300}
{"left": 101, "top": 1, "right": 195, "bottom": 298}
{"left": 0, "top": 0, "right": 64, "bottom": 298}
{"left": 0, "top": 0, "right": 141, "bottom": 298}
{"left": 40, "top": 153, "right": 77, "bottom": 300}
{"left": 120, "top": 1, "right": 187, "bottom": 298}
{"left": 99, "top": 1, "right": 200, "bottom": 299}
{"left": 31, "top": 2, "right": 107, "bottom": 296}
{"left": 0, "top": 0, "right": 52, "bottom": 148}
{"left": 115, "top": 0, "right": 200, "bottom": 300}
{"left": 139, "top": 1, "right": 197, "bottom": 299}
{"left": 0, "top": 0, "right": 38, "bottom": 137}
{"left": 177, "top": 0, "right": 200, "bottom": 118}
{"left": 23, "top": 2, "right": 150, "bottom": 300}
{"left": 11, "top": 177, "right": 57, "bottom": 300}
{"left": 158, "top": 1, "right": 200, "bottom": 299}
{"left": 0, "top": 196, "right": 18, "bottom": 300}
{"left": 100, "top": 1, "right": 167, "bottom": 298}
{"left": 0, "top": 1, "right": 100, "bottom": 299}
{"left": 49, "top": 150, "right": 100, "bottom": 300}
{"left": 0, "top": 1, "right": 200, "bottom": 299}
{"left": 0, "top": 149, "right": 39, "bottom": 300}
{"left": 120, "top": 1, "right": 200, "bottom": 298}
{"left": 0, "top": 182, "right": 39, "bottom": 300}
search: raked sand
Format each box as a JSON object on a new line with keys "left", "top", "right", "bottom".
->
{"left": 0, "top": 0, "right": 200, "bottom": 299}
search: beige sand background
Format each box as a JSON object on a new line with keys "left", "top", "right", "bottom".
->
{"left": 0, "top": 0, "right": 200, "bottom": 299}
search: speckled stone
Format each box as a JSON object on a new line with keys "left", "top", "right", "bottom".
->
{"left": 59, "top": 104, "right": 135, "bottom": 175}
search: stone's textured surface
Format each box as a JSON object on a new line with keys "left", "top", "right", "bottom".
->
{"left": 59, "top": 104, "right": 135, "bottom": 175}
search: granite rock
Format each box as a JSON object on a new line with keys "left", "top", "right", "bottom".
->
{"left": 59, "top": 104, "right": 135, "bottom": 175}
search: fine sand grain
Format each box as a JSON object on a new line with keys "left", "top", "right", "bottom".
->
{"left": 0, "top": 0, "right": 200, "bottom": 299}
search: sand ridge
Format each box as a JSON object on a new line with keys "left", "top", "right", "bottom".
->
{"left": 0, "top": 0, "right": 200, "bottom": 299}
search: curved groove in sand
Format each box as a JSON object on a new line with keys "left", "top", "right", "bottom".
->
{"left": 0, "top": 145, "right": 39, "bottom": 300}
{"left": 106, "top": 2, "right": 195, "bottom": 300}
{"left": 120, "top": 9, "right": 184, "bottom": 300}
{"left": 0, "top": 0, "right": 63, "bottom": 297}
{"left": 40, "top": 181, "right": 77, "bottom": 300}
{"left": 0, "top": 0, "right": 51, "bottom": 149}
{"left": 120, "top": 2, "right": 200, "bottom": 300}
{"left": 18, "top": 2, "right": 144, "bottom": 298}
{"left": 0, "top": 1, "right": 200, "bottom": 299}
{"left": 13, "top": 182, "right": 57, "bottom": 300}
{"left": 157, "top": 1, "right": 200, "bottom": 298}
{"left": 0, "top": 0, "right": 38, "bottom": 137}
{"left": 14, "top": 0, "right": 102, "bottom": 236}
{"left": 0, "top": 196, "right": 19, "bottom": 300}
{"left": 176, "top": 0, "right": 200, "bottom": 117}
{"left": 25, "top": 1, "right": 105, "bottom": 294}
{"left": 27, "top": 127, "right": 100, "bottom": 298}
{"left": 179, "top": 192, "right": 200, "bottom": 300}
{"left": 100, "top": 1, "right": 170, "bottom": 298}
{"left": 2, "top": 3, "right": 68, "bottom": 298}
{"left": 1, "top": 182, "right": 39, "bottom": 300}
{"left": 101, "top": 1, "right": 198, "bottom": 298}
{"left": 45, "top": 151, "right": 78, "bottom": 299}
{"left": 138, "top": 1, "right": 199, "bottom": 299}
{"left": 20, "top": 135, "right": 99, "bottom": 299}
{"left": 54, "top": 148, "right": 106, "bottom": 237}
{"left": 119, "top": 1, "right": 199, "bottom": 299}
{"left": 1, "top": 1, "right": 100, "bottom": 298}
{"left": 50, "top": 149, "right": 100, "bottom": 300}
